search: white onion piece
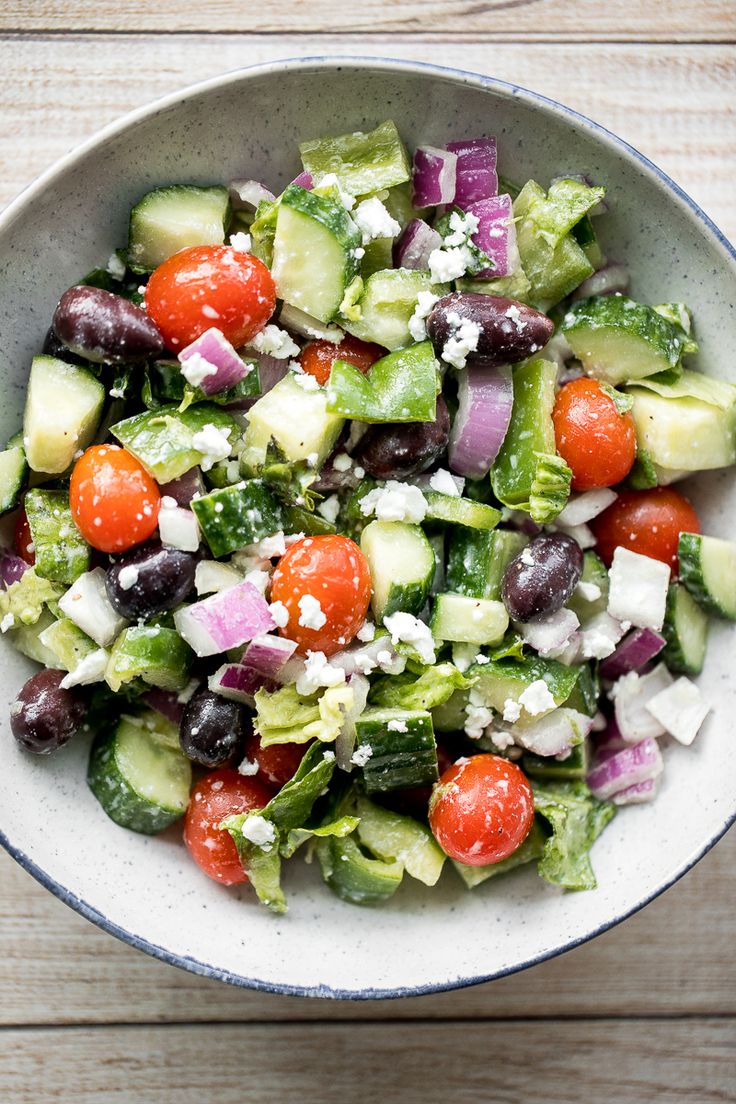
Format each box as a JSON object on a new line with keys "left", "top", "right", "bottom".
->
{"left": 448, "top": 365, "right": 513, "bottom": 479}
{"left": 572, "top": 264, "right": 629, "bottom": 301}
{"left": 557, "top": 488, "right": 617, "bottom": 527}
{"left": 229, "top": 179, "right": 276, "bottom": 211}
{"left": 611, "top": 664, "right": 673, "bottom": 743}
{"left": 335, "top": 673, "right": 370, "bottom": 771}
{"left": 512, "top": 707, "right": 594, "bottom": 757}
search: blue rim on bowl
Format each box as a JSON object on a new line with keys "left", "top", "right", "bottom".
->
{"left": 1, "top": 55, "right": 734, "bottom": 1000}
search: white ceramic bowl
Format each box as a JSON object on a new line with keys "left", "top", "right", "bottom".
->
{"left": 1, "top": 58, "right": 734, "bottom": 999}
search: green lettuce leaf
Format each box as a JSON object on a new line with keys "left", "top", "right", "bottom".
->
{"left": 281, "top": 815, "right": 360, "bottom": 859}
{"left": 533, "top": 780, "right": 615, "bottom": 891}
{"left": 254, "top": 683, "right": 355, "bottom": 747}
{"left": 0, "top": 569, "right": 64, "bottom": 626}
{"left": 369, "top": 662, "right": 475, "bottom": 712}
{"left": 528, "top": 452, "right": 573, "bottom": 524}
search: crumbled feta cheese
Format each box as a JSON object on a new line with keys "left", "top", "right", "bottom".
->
{"left": 240, "top": 814, "right": 276, "bottom": 850}
{"left": 557, "top": 488, "right": 617, "bottom": 527}
{"left": 59, "top": 568, "right": 127, "bottom": 647}
{"left": 350, "top": 744, "right": 374, "bottom": 767}
{"left": 229, "top": 231, "right": 252, "bottom": 252}
{"left": 428, "top": 244, "right": 475, "bottom": 284}
{"left": 247, "top": 324, "right": 300, "bottom": 360}
{"left": 60, "top": 648, "right": 108, "bottom": 688}
{"left": 0, "top": 612, "right": 15, "bottom": 633}
{"left": 429, "top": 468, "right": 462, "bottom": 496}
{"left": 296, "top": 650, "right": 346, "bottom": 695}
{"left": 580, "top": 611, "right": 626, "bottom": 660}
{"left": 244, "top": 569, "right": 270, "bottom": 595}
{"left": 492, "top": 728, "right": 516, "bottom": 751}
{"left": 464, "top": 687, "right": 494, "bottom": 738}
{"left": 608, "top": 546, "right": 670, "bottom": 631}
{"left": 351, "top": 196, "right": 401, "bottom": 245}
{"left": 359, "top": 480, "right": 427, "bottom": 523}
{"left": 179, "top": 351, "right": 219, "bottom": 389}
{"left": 502, "top": 698, "right": 522, "bottom": 723}
{"left": 383, "top": 611, "right": 436, "bottom": 665}
{"left": 444, "top": 210, "right": 480, "bottom": 247}
{"left": 645, "top": 676, "right": 711, "bottom": 746}
{"left": 106, "top": 251, "right": 127, "bottom": 280}
{"left": 117, "top": 565, "right": 139, "bottom": 591}
{"left": 518, "top": 679, "right": 556, "bottom": 717}
{"left": 292, "top": 370, "right": 320, "bottom": 392}
{"left": 408, "top": 290, "right": 440, "bottom": 343}
{"left": 518, "top": 608, "right": 579, "bottom": 656}
{"left": 356, "top": 620, "right": 375, "bottom": 642}
{"left": 332, "top": 452, "right": 353, "bottom": 473}
{"left": 519, "top": 547, "right": 535, "bottom": 567}
{"left": 576, "top": 580, "right": 602, "bottom": 602}
{"left": 317, "top": 173, "right": 355, "bottom": 211}
{"left": 317, "top": 494, "right": 341, "bottom": 525}
{"left": 504, "top": 303, "right": 527, "bottom": 332}
{"left": 108, "top": 384, "right": 126, "bottom": 399}
{"left": 158, "top": 503, "right": 200, "bottom": 553}
{"left": 191, "top": 423, "right": 232, "bottom": 472}
{"left": 387, "top": 719, "right": 408, "bottom": 733}
{"left": 237, "top": 757, "right": 260, "bottom": 776}
{"left": 298, "top": 594, "right": 327, "bottom": 630}
{"left": 269, "top": 600, "right": 290, "bottom": 629}
{"left": 441, "top": 312, "right": 481, "bottom": 370}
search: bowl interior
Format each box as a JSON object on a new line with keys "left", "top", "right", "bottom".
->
{"left": 1, "top": 59, "right": 734, "bottom": 997}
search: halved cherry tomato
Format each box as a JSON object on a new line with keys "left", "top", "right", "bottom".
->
{"left": 70, "top": 444, "right": 160, "bottom": 553}
{"left": 299, "top": 334, "right": 385, "bottom": 385}
{"left": 429, "top": 754, "right": 535, "bottom": 866}
{"left": 241, "top": 730, "right": 307, "bottom": 789}
{"left": 553, "top": 378, "right": 637, "bottom": 491}
{"left": 144, "top": 244, "right": 276, "bottom": 351}
{"left": 591, "top": 486, "right": 700, "bottom": 570}
{"left": 184, "top": 769, "right": 274, "bottom": 886}
{"left": 270, "top": 534, "right": 372, "bottom": 657}
{"left": 14, "top": 509, "right": 35, "bottom": 565}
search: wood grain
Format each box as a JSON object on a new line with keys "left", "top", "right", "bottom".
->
{"left": 1, "top": 1019, "right": 733, "bottom": 1103}
{"left": 1, "top": 0, "right": 735, "bottom": 41}
{"left": 0, "top": 39, "right": 733, "bottom": 240}
{"left": 0, "top": 832, "right": 733, "bottom": 1025}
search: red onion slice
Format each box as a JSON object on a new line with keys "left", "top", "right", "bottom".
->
{"left": 394, "top": 219, "right": 443, "bottom": 270}
{"left": 599, "top": 627, "right": 666, "bottom": 681}
{"left": 291, "top": 171, "right": 314, "bottom": 190}
{"left": 446, "top": 137, "right": 498, "bottom": 207}
{"left": 611, "top": 776, "right": 660, "bottom": 805}
{"left": 465, "top": 194, "right": 519, "bottom": 278}
{"left": 178, "top": 327, "right": 250, "bottom": 395}
{"left": 142, "top": 689, "right": 185, "bottom": 726}
{"left": 411, "top": 146, "right": 458, "bottom": 208}
{"left": 448, "top": 364, "right": 513, "bottom": 479}
{"left": 587, "top": 736, "right": 663, "bottom": 800}
{"left": 158, "top": 468, "right": 205, "bottom": 507}
{"left": 209, "top": 662, "right": 276, "bottom": 703}
{"left": 241, "top": 634, "right": 298, "bottom": 678}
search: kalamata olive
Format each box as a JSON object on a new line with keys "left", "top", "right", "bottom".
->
{"left": 42, "top": 327, "right": 86, "bottom": 365}
{"left": 10, "top": 669, "right": 86, "bottom": 755}
{"left": 427, "top": 292, "right": 554, "bottom": 369}
{"left": 501, "top": 532, "right": 583, "bottom": 622}
{"left": 179, "top": 690, "right": 249, "bottom": 768}
{"left": 106, "top": 541, "right": 197, "bottom": 619}
{"left": 352, "top": 396, "right": 450, "bottom": 480}
{"left": 52, "top": 285, "right": 164, "bottom": 364}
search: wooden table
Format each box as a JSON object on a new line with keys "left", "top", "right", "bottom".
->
{"left": 0, "top": 5, "right": 734, "bottom": 1100}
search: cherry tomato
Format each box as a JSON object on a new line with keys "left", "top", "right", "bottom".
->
{"left": 241, "top": 730, "right": 307, "bottom": 789}
{"left": 70, "top": 444, "right": 160, "bottom": 554}
{"left": 429, "top": 755, "right": 535, "bottom": 866}
{"left": 299, "top": 334, "right": 385, "bottom": 385}
{"left": 553, "top": 378, "right": 637, "bottom": 491}
{"left": 14, "top": 509, "right": 35, "bottom": 565}
{"left": 590, "top": 486, "right": 700, "bottom": 569}
{"left": 270, "top": 535, "right": 372, "bottom": 657}
{"left": 184, "top": 769, "right": 274, "bottom": 886}
{"left": 144, "top": 244, "right": 276, "bottom": 351}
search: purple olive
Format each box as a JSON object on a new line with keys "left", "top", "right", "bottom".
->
{"left": 179, "top": 690, "right": 249, "bottom": 768}
{"left": 52, "top": 285, "right": 164, "bottom": 364}
{"left": 352, "top": 396, "right": 450, "bottom": 480}
{"left": 502, "top": 532, "right": 584, "bottom": 622}
{"left": 10, "top": 669, "right": 86, "bottom": 755}
{"left": 427, "top": 292, "right": 554, "bottom": 369}
{"left": 106, "top": 541, "right": 197, "bottom": 620}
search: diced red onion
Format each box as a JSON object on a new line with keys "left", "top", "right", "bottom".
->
{"left": 448, "top": 365, "right": 513, "bottom": 479}
{"left": 587, "top": 736, "right": 663, "bottom": 800}
{"left": 173, "top": 581, "right": 275, "bottom": 657}
{"left": 229, "top": 179, "right": 276, "bottom": 211}
{"left": 446, "top": 137, "right": 498, "bottom": 207}
{"left": 557, "top": 488, "right": 617, "bottom": 527}
{"left": 612, "top": 664, "right": 673, "bottom": 744}
{"left": 178, "top": 327, "right": 249, "bottom": 396}
{"left": 142, "top": 689, "right": 185, "bottom": 725}
{"left": 411, "top": 146, "right": 458, "bottom": 208}
{"left": 158, "top": 468, "right": 205, "bottom": 506}
{"left": 611, "top": 776, "right": 660, "bottom": 805}
{"left": 599, "top": 628, "right": 666, "bottom": 681}
{"left": 209, "top": 662, "right": 276, "bottom": 703}
{"left": 394, "top": 219, "right": 443, "bottom": 270}
{"left": 253, "top": 352, "right": 289, "bottom": 395}
{"left": 465, "top": 194, "right": 519, "bottom": 278}
{"left": 241, "top": 633, "right": 297, "bottom": 678}
{"left": 335, "top": 673, "right": 371, "bottom": 771}
{"left": 593, "top": 718, "right": 628, "bottom": 760}
{"left": 572, "top": 264, "right": 629, "bottom": 301}
{"left": 291, "top": 171, "right": 314, "bottom": 190}
{"left": 0, "top": 548, "right": 28, "bottom": 587}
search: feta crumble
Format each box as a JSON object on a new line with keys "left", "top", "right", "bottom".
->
{"left": 191, "top": 423, "right": 232, "bottom": 472}
{"left": 180, "top": 351, "right": 218, "bottom": 389}
{"left": 247, "top": 324, "right": 300, "bottom": 360}
{"left": 296, "top": 650, "right": 346, "bottom": 696}
{"left": 237, "top": 757, "right": 260, "bottom": 776}
{"left": 383, "top": 611, "right": 436, "bottom": 666}
{"left": 441, "top": 315, "right": 481, "bottom": 369}
{"left": 106, "top": 251, "right": 127, "bottom": 280}
{"left": 117, "top": 565, "right": 139, "bottom": 591}
{"left": 518, "top": 679, "right": 556, "bottom": 717}
{"left": 317, "top": 494, "right": 341, "bottom": 525}
{"left": 607, "top": 546, "right": 670, "bottom": 631}
{"left": 387, "top": 719, "right": 408, "bottom": 733}
{"left": 464, "top": 687, "right": 494, "bottom": 738}
{"left": 408, "top": 290, "right": 440, "bottom": 343}
{"left": 0, "top": 612, "right": 15, "bottom": 633}
{"left": 356, "top": 620, "right": 375, "bottom": 642}
{"left": 428, "top": 468, "right": 462, "bottom": 496}
{"left": 502, "top": 698, "right": 522, "bottom": 723}
{"left": 428, "top": 244, "right": 475, "bottom": 284}
{"left": 240, "top": 814, "right": 276, "bottom": 850}
{"left": 298, "top": 594, "right": 327, "bottom": 630}
{"left": 229, "top": 231, "right": 252, "bottom": 252}
{"left": 645, "top": 676, "right": 711, "bottom": 746}
{"left": 359, "top": 480, "right": 427, "bottom": 523}
{"left": 332, "top": 452, "right": 353, "bottom": 473}
{"left": 60, "top": 648, "right": 108, "bottom": 689}
{"left": 350, "top": 744, "right": 373, "bottom": 767}
{"left": 269, "top": 600, "right": 290, "bottom": 629}
{"left": 351, "top": 196, "right": 401, "bottom": 245}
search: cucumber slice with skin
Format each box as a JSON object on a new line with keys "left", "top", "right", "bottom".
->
{"left": 0, "top": 443, "right": 27, "bottom": 515}
{"left": 446, "top": 528, "right": 528, "bottom": 601}
{"left": 106, "top": 625, "right": 193, "bottom": 692}
{"left": 38, "top": 618, "right": 97, "bottom": 671}
{"left": 127, "top": 184, "right": 230, "bottom": 273}
{"left": 354, "top": 708, "right": 439, "bottom": 793}
{"left": 272, "top": 185, "right": 361, "bottom": 323}
{"left": 317, "top": 832, "right": 403, "bottom": 906}
{"left": 23, "top": 356, "right": 105, "bottom": 475}
{"left": 360, "top": 520, "right": 435, "bottom": 622}
{"left": 523, "top": 741, "right": 590, "bottom": 782}
{"left": 191, "top": 480, "right": 283, "bottom": 558}
{"left": 562, "top": 296, "right": 686, "bottom": 385}
{"left": 24, "top": 489, "right": 90, "bottom": 585}
{"left": 678, "top": 532, "right": 736, "bottom": 620}
{"left": 343, "top": 270, "right": 448, "bottom": 351}
{"left": 430, "top": 593, "right": 509, "bottom": 646}
{"left": 662, "top": 582, "right": 709, "bottom": 675}
{"left": 567, "top": 550, "right": 609, "bottom": 622}
{"left": 88, "top": 717, "right": 192, "bottom": 834}
{"left": 112, "top": 403, "right": 237, "bottom": 483}
{"left": 423, "top": 492, "right": 501, "bottom": 531}
{"left": 355, "top": 797, "right": 445, "bottom": 886}
{"left": 627, "top": 386, "right": 736, "bottom": 473}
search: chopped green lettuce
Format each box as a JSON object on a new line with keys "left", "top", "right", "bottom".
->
{"left": 0, "top": 569, "right": 64, "bottom": 627}
{"left": 254, "top": 683, "right": 355, "bottom": 747}
{"left": 533, "top": 781, "right": 615, "bottom": 891}
{"left": 369, "top": 662, "right": 476, "bottom": 712}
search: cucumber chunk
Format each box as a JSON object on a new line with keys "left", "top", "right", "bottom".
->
{"left": 106, "top": 625, "right": 193, "bottom": 692}
{"left": 523, "top": 741, "right": 590, "bottom": 782}
{"left": 317, "top": 833, "right": 403, "bottom": 905}
{"left": 662, "top": 583, "right": 709, "bottom": 675}
{"left": 446, "top": 528, "right": 528, "bottom": 601}
{"left": 23, "top": 355, "right": 105, "bottom": 474}
{"left": 467, "top": 655, "right": 580, "bottom": 715}
{"left": 38, "top": 618, "right": 97, "bottom": 671}
{"left": 192, "top": 480, "right": 283, "bottom": 558}
{"left": 423, "top": 492, "right": 501, "bottom": 531}
{"left": 354, "top": 708, "right": 438, "bottom": 793}
{"left": 355, "top": 796, "right": 445, "bottom": 886}
{"left": 627, "top": 374, "right": 736, "bottom": 473}
{"left": 24, "top": 489, "right": 90, "bottom": 585}
{"left": 127, "top": 185, "right": 230, "bottom": 273}
{"left": 343, "top": 270, "right": 447, "bottom": 351}
{"left": 88, "top": 716, "right": 192, "bottom": 834}
{"left": 272, "top": 185, "right": 361, "bottom": 323}
{"left": 678, "top": 532, "right": 736, "bottom": 620}
{"left": 562, "top": 296, "right": 686, "bottom": 385}
{"left": 0, "top": 443, "right": 27, "bottom": 515}
{"left": 112, "top": 403, "right": 237, "bottom": 483}
{"left": 430, "top": 593, "right": 509, "bottom": 646}
{"left": 242, "top": 372, "right": 344, "bottom": 469}
{"left": 360, "top": 520, "right": 435, "bottom": 622}
{"left": 567, "top": 550, "right": 610, "bottom": 622}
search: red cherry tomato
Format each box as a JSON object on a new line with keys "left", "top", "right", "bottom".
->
{"left": 144, "top": 244, "right": 276, "bottom": 351}
{"left": 299, "top": 334, "right": 385, "bottom": 385}
{"left": 553, "top": 378, "right": 637, "bottom": 491}
{"left": 184, "top": 769, "right": 274, "bottom": 886}
{"left": 70, "top": 444, "right": 160, "bottom": 553}
{"left": 590, "top": 486, "right": 700, "bottom": 570}
{"left": 14, "top": 509, "right": 35, "bottom": 565}
{"left": 429, "top": 755, "right": 535, "bottom": 866}
{"left": 270, "top": 535, "right": 372, "bottom": 657}
{"left": 241, "top": 730, "right": 307, "bottom": 789}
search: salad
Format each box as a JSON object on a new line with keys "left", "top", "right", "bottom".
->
{"left": 3, "top": 119, "right": 735, "bottom": 913}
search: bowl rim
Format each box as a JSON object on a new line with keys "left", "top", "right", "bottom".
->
{"left": 1, "top": 54, "right": 734, "bottom": 1001}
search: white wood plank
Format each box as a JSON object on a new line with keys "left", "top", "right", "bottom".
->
{"left": 0, "top": 39, "right": 733, "bottom": 240}
{"left": 0, "top": 831, "right": 733, "bottom": 1024}
{"left": 1, "top": 0, "right": 734, "bottom": 40}
{"left": 0, "top": 1019, "right": 732, "bottom": 1103}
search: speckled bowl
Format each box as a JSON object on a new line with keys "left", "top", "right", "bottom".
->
{"left": 1, "top": 58, "right": 734, "bottom": 999}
